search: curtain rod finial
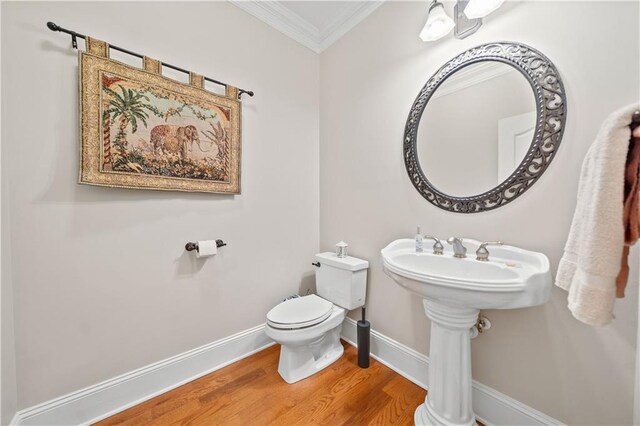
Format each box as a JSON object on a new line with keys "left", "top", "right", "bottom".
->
{"left": 47, "top": 22, "right": 59, "bottom": 31}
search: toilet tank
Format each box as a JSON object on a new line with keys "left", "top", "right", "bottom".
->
{"left": 315, "top": 252, "right": 368, "bottom": 310}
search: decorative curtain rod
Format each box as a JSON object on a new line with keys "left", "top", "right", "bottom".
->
{"left": 46, "top": 22, "right": 254, "bottom": 99}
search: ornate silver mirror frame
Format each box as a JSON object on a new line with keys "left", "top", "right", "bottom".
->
{"left": 404, "top": 41, "right": 567, "bottom": 213}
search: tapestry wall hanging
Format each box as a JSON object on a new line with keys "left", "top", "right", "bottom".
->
{"left": 79, "top": 36, "right": 242, "bottom": 194}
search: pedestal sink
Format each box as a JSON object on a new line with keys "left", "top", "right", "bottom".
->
{"left": 381, "top": 238, "right": 551, "bottom": 426}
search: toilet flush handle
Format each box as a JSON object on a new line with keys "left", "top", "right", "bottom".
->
{"left": 312, "top": 262, "right": 321, "bottom": 267}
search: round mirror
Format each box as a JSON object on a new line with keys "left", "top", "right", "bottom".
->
{"left": 404, "top": 42, "right": 567, "bottom": 213}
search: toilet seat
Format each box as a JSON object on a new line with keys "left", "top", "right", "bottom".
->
{"left": 267, "top": 295, "right": 334, "bottom": 329}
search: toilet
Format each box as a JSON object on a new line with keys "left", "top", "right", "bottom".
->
{"left": 265, "top": 252, "right": 368, "bottom": 384}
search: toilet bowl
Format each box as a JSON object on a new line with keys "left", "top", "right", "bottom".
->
{"left": 266, "top": 296, "right": 346, "bottom": 383}
{"left": 266, "top": 252, "right": 369, "bottom": 384}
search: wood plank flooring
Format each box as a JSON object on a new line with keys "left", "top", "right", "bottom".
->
{"left": 96, "top": 341, "right": 427, "bottom": 425}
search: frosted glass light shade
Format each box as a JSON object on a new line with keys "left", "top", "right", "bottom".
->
{"left": 419, "top": 2, "right": 455, "bottom": 42}
{"left": 464, "top": 0, "right": 505, "bottom": 19}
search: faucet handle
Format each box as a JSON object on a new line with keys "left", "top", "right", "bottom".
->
{"left": 476, "top": 241, "right": 503, "bottom": 261}
{"left": 424, "top": 235, "right": 444, "bottom": 255}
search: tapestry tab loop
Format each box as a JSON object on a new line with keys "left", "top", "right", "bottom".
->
{"left": 143, "top": 56, "right": 161, "bottom": 74}
{"left": 189, "top": 72, "right": 205, "bottom": 89}
{"left": 85, "top": 36, "right": 109, "bottom": 58}
{"left": 226, "top": 85, "right": 239, "bottom": 100}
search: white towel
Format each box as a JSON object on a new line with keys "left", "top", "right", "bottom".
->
{"left": 555, "top": 104, "right": 639, "bottom": 326}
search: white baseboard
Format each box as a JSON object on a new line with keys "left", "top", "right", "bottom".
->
{"left": 11, "top": 319, "right": 563, "bottom": 426}
{"left": 12, "top": 324, "right": 273, "bottom": 426}
{"left": 341, "top": 318, "right": 564, "bottom": 426}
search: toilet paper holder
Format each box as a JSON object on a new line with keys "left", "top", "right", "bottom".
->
{"left": 185, "top": 240, "right": 227, "bottom": 252}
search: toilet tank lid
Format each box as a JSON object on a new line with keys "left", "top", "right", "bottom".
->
{"left": 315, "top": 252, "right": 368, "bottom": 271}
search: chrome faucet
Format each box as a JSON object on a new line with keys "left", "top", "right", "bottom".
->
{"left": 446, "top": 237, "right": 467, "bottom": 258}
{"left": 424, "top": 235, "right": 444, "bottom": 255}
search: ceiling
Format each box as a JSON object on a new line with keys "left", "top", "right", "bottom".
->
{"left": 231, "top": 1, "right": 384, "bottom": 53}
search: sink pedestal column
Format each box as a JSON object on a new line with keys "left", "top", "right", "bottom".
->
{"left": 416, "top": 299, "right": 479, "bottom": 426}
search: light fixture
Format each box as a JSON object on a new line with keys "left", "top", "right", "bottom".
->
{"left": 420, "top": 0, "right": 506, "bottom": 42}
{"left": 464, "top": 0, "right": 505, "bottom": 19}
{"left": 454, "top": 0, "right": 482, "bottom": 39}
{"left": 419, "top": 1, "right": 455, "bottom": 42}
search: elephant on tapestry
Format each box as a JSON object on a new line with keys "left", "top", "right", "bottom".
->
{"left": 150, "top": 124, "right": 201, "bottom": 158}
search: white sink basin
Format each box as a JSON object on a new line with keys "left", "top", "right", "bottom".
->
{"left": 381, "top": 238, "right": 551, "bottom": 309}
{"left": 381, "top": 238, "right": 552, "bottom": 426}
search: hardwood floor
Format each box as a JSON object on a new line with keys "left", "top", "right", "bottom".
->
{"left": 96, "top": 341, "right": 427, "bottom": 425}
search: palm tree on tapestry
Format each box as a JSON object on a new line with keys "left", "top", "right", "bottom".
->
{"left": 202, "top": 121, "right": 230, "bottom": 179}
{"left": 103, "top": 85, "right": 160, "bottom": 164}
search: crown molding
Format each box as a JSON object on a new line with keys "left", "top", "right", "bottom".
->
{"left": 230, "top": 1, "right": 384, "bottom": 53}
{"left": 231, "top": 1, "right": 320, "bottom": 52}
{"left": 319, "top": 1, "right": 384, "bottom": 51}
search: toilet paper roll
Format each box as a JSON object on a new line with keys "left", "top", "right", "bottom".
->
{"left": 196, "top": 240, "right": 218, "bottom": 258}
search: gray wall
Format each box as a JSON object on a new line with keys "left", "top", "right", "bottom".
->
{"left": 319, "top": 2, "right": 639, "bottom": 424}
{"left": 1, "top": 78, "right": 18, "bottom": 426}
{"left": 1, "top": 1, "right": 320, "bottom": 410}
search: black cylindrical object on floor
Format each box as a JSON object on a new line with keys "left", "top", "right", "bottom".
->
{"left": 357, "top": 307, "right": 370, "bottom": 368}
